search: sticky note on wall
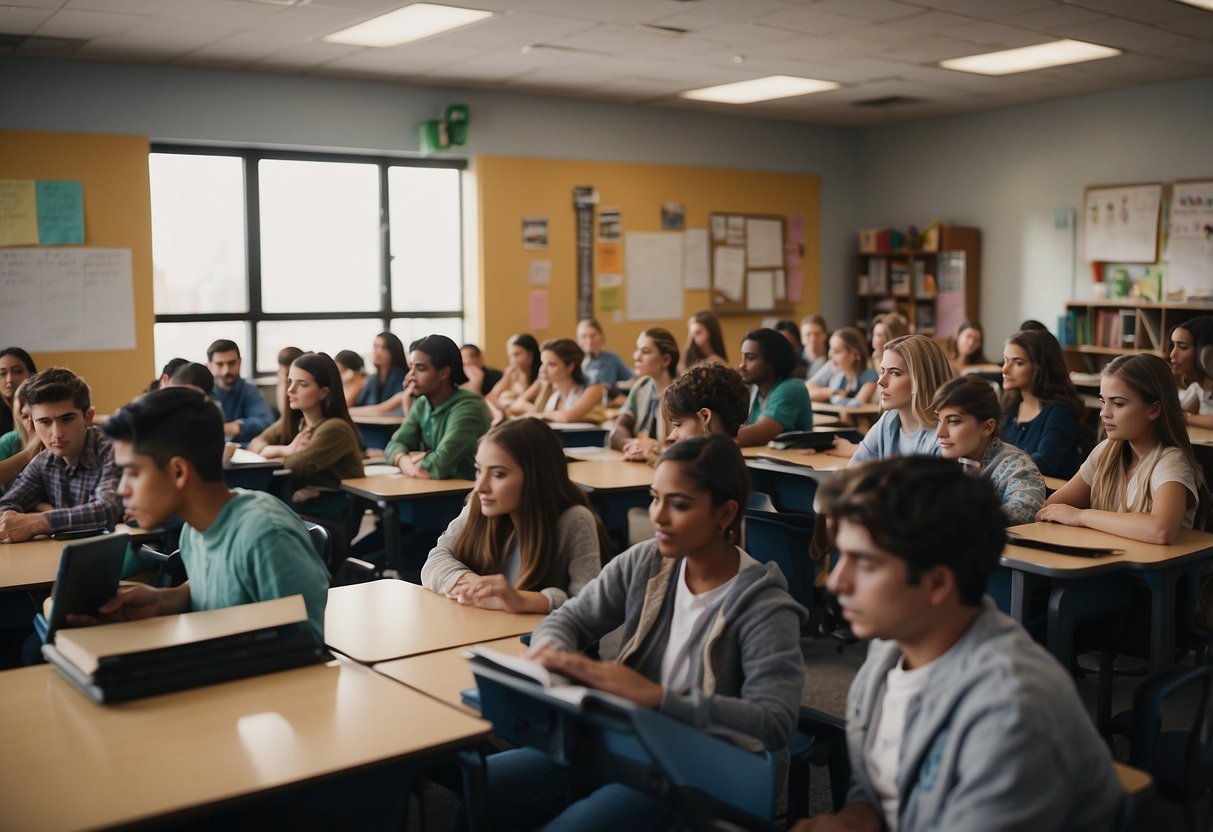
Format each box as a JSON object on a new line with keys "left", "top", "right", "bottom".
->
{"left": 0, "top": 180, "right": 39, "bottom": 247}
{"left": 36, "top": 180, "right": 85, "bottom": 245}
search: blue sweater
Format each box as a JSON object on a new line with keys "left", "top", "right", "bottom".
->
{"left": 1001, "top": 400, "right": 1084, "bottom": 480}
{"left": 212, "top": 378, "right": 274, "bottom": 446}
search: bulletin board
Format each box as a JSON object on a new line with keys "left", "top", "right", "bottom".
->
{"left": 708, "top": 213, "right": 793, "bottom": 316}
{"left": 1164, "top": 179, "right": 1213, "bottom": 296}
{"left": 1083, "top": 182, "right": 1163, "bottom": 263}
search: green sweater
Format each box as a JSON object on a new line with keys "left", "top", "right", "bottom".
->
{"left": 384, "top": 389, "right": 491, "bottom": 480}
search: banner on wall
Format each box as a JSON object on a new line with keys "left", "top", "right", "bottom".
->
{"left": 573, "top": 186, "right": 597, "bottom": 321}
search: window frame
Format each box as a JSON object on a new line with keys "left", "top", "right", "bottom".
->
{"left": 150, "top": 143, "right": 467, "bottom": 371}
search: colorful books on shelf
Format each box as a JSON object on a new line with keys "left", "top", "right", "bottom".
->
{"left": 890, "top": 263, "right": 910, "bottom": 297}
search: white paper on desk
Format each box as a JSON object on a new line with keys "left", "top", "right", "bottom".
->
{"left": 713, "top": 246, "right": 745, "bottom": 301}
{"left": 748, "top": 270, "right": 775, "bottom": 310}
{"left": 683, "top": 228, "right": 709, "bottom": 290}
{"left": 746, "top": 218, "right": 783, "bottom": 268}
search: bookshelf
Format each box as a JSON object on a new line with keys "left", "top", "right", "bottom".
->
{"left": 855, "top": 225, "right": 981, "bottom": 338}
{"left": 1060, "top": 300, "right": 1213, "bottom": 372}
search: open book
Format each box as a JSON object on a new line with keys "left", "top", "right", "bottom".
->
{"left": 466, "top": 645, "right": 591, "bottom": 706}
{"left": 44, "top": 595, "right": 329, "bottom": 703}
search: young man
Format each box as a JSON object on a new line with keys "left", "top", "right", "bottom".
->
{"left": 799, "top": 457, "right": 1121, "bottom": 832}
{"left": 577, "top": 318, "right": 632, "bottom": 391}
{"left": 384, "top": 334, "right": 491, "bottom": 480}
{"left": 735, "top": 327, "right": 814, "bottom": 447}
{"left": 83, "top": 387, "right": 329, "bottom": 643}
{"left": 206, "top": 339, "right": 273, "bottom": 447}
{"left": 0, "top": 368, "right": 121, "bottom": 543}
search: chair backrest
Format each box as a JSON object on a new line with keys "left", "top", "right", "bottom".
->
{"left": 744, "top": 492, "right": 815, "bottom": 607}
{"left": 303, "top": 522, "right": 331, "bottom": 567}
{"left": 136, "top": 545, "right": 188, "bottom": 588}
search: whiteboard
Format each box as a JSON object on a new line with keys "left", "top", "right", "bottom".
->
{"left": 1084, "top": 184, "right": 1162, "bottom": 263}
{"left": 0, "top": 247, "right": 135, "bottom": 351}
{"left": 625, "top": 232, "right": 683, "bottom": 320}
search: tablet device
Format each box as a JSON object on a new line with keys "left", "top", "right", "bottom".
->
{"left": 41, "top": 532, "right": 130, "bottom": 643}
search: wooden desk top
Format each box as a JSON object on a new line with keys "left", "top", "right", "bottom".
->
{"left": 0, "top": 660, "right": 489, "bottom": 832}
{"left": 1001, "top": 522, "right": 1213, "bottom": 577}
{"left": 1115, "top": 762, "right": 1153, "bottom": 798}
{"left": 1043, "top": 475, "right": 1068, "bottom": 493}
{"left": 565, "top": 447, "right": 626, "bottom": 462}
{"left": 547, "top": 422, "right": 608, "bottom": 432}
{"left": 1188, "top": 425, "right": 1213, "bottom": 445}
{"left": 352, "top": 413, "right": 405, "bottom": 427}
{"left": 340, "top": 473, "right": 474, "bottom": 501}
{"left": 374, "top": 635, "right": 528, "bottom": 713}
{"left": 325, "top": 579, "right": 546, "bottom": 664}
{"left": 0, "top": 525, "right": 154, "bottom": 591}
{"left": 567, "top": 459, "right": 656, "bottom": 491}
{"left": 741, "top": 445, "right": 847, "bottom": 472}
{"left": 812, "top": 402, "right": 882, "bottom": 416}
{"left": 226, "top": 448, "right": 282, "bottom": 470}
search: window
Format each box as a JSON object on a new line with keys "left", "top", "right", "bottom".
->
{"left": 149, "top": 147, "right": 465, "bottom": 377}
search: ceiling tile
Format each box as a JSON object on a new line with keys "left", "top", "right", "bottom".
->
{"left": 934, "top": 0, "right": 1058, "bottom": 18}
{"left": 65, "top": 0, "right": 177, "bottom": 14}
{"left": 428, "top": 12, "right": 595, "bottom": 51}
{"left": 1002, "top": 5, "right": 1106, "bottom": 34}
{"left": 244, "top": 5, "right": 367, "bottom": 39}
{"left": 689, "top": 21, "right": 805, "bottom": 47}
{"left": 0, "top": 6, "right": 55, "bottom": 35}
{"left": 629, "top": 36, "right": 729, "bottom": 61}
{"left": 1072, "top": 52, "right": 1211, "bottom": 82}
{"left": 939, "top": 20, "right": 1051, "bottom": 47}
{"left": 809, "top": 0, "right": 925, "bottom": 24}
{"left": 1154, "top": 14, "right": 1213, "bottom": 41}
{"left": 180, "top": 31, "right": 297, "bottom": 62}
{"left": 323, "top": 41, "right": 481, "bottom": 73}
{"left": 35, "top": 8, "right": 145, "bottom": 38}
{"left": 1066, "top": 0, "right": 1209, "bottom": 25}
{"left": 121, "top": 16, "right": 234, "bottom": 45}
{"left": 521, "top": 0, "right": 687, "bottom": 26}
{"left": 881, "top": 36, "right": 992, "bottom": 63}
{"left": 887, "top": 10, "right": 980, "bottom": 33}
{"left": 752, "top": 6, "right": 869, "bottom": 36}
{"left": 1144, "top": 41, "right": 1213, "bottom": 67}
{"left": 1051, "top": 17, "right": 1200, "bottom": 51}
{"left": 546, "top": 23, "right": 674, "bottom": 55}
{"left": 161, "top": 0, "right": 283, "bottom": 29}
{"left": 252, "top": 39, "right": 365, "bottom": 69}
{"left": 655, "top": 0, "right": 790, "bottom": 24}
{"left": 76, "top": 35, "right": 186, "bottom": 60}
{"left": 307, "top": 0, "right": 406, "bottom": 12}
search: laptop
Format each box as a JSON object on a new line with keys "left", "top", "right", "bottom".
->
{"left": 34, "top": 532, "right": 130, "bottom": 644}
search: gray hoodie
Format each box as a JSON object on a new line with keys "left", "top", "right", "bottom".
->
{"left": 845, "top": 600, "right": 1122, "bottom": 831}
{"left": 532, "top": 539, "right": 808, "bottom": 753}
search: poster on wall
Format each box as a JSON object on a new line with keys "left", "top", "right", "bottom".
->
{"left": 1164, "top": 180, "right": 1213, "bottom": 296}
{"left": 625, "top": 232, "right": 682, "bottom": 320}
{"left": 1083, "top": 183, "right": 1162, "bottom": 263}
{"left": 522, "top": 217, "right": 548, "bottom": 249}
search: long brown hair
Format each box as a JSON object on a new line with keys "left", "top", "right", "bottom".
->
{"left": 1001, "top": 329, "right": 1085, "bottom": 419}
{"left": 451, "top": 419, "right": 611, "bottom": 588}
{"left": 272, "top": 352, "right": 359, "bottom": 443}
{"left": 684, "top": 310, "right": 728, "bottom": 367}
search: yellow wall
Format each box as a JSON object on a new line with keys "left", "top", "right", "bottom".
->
{"left": 474, "top": 155, "right": 820, "bottom": 367}
{"left": 0, "top": 130, "right": 155, "bottom": 414}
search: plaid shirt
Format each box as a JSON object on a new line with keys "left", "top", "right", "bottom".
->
{"left": 0, "top": 426, "right": 122, "bottom": 532}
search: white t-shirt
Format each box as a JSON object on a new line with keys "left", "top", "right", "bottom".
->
{"left": 660, "top": 549, "right": 759, "bottom": 692}
{"left": 1078, "top": 440, "right": 1198, "bottom": 528}
{"left": 1180, "top": 381, "right": 1213, "bottom": 415}
{"left": 867, "top": 656, "right": 936, "bottom": 832}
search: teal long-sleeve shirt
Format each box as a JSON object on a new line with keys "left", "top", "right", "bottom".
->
{"left": 383, "top": 389, "right": 491, "bottom": 480}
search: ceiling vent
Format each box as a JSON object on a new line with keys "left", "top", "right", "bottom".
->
{"left": 853, "top": 95, "right": 925, "bottom": 108}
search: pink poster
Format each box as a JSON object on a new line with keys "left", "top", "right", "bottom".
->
{"left": 530, "top": 289, "right": 548, "bottom": 331}
{"left": 786, "top": 268, "right": 803, "bottom": 303}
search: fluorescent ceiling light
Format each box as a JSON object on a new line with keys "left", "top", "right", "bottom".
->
{"left": 323, "top": 3, "right": 493, "bottom": 48}
{"left": 679, "top": 75, "right": 838, "bottom": 104}
{"left": 1173, "top": 0, "right": 1213, "bottom": 10}
{"left": 939, "top": 39, "right": 1119, "bottom": 76}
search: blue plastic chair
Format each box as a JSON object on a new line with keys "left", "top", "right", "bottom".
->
{"left": 745, "top": 492, "right": 819, "bottom": 632}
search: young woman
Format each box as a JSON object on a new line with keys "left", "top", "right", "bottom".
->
{"left": 351, "top": 331, "right": 410, "bottom": 414}
{"left": 946, "top": 319, "right": 992, "bottom": 375}
{"left": 0, "top": 378, "right": 41, "bottom": 488}
{"left": 869, "top": 312, "right": 908, "bottom": 366}
{"left": 611, "top": 327, "right": 679, "bottom": 461}
{"left": 662, "top": 362, "right": 751, "bottom": 444}
{"left": 1170, "top": 316, "right": 1213, "bottom": 429}
{"left": 0, "top": 347, "right": 36, "bottom": 437}
{"left": 682, "top": 310, "right": 729, "bottom": 370}
{"left": 274, "top": 346, "right": 303, "bottom": 416}
{"left": 482, "top": 434, "right": 805, "bottom": 828}
{"left": 1040, "top": 354, "right": 1202, "bottom": 544}
{"left": 808, "top": 327, "right": 878, "bottom": 406}
{"left": 252, "top": 352, "right": 364, "bottom": 526}
{"left": 835, "top": 334, "right": 953, "bottom": 463}
{"left": 933, "top": 375, "right": 1045, "bottom": 525}
{"left": 800, "top": 315, "right": 830, "bottom": 382}
{"left": 421, "top": 419, "right": 610, "bottom": 613}
{"left": 510, "top": 338, "right": 606, "bottom": 424}
{"left": 334, "top": 349, "right": 367, "bottom": 408}
{"left": 486, "top": 333, "right": 540, "bottom": 420}
{"left": 1000, "top": 328, "right": 1087, "bottom": 479}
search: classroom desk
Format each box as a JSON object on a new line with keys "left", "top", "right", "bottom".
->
{"left": 324, "top": 579, "right": 545, "bottom": 664}
{"left": 352, "top": 413, "right": 406, "bottom": 427}
{"left": 340, "top": 473, "right": 473, "bottom": 575}
{"left": 741, "top": 445, "right": 844, "bottom": 513}
{"left": 374, "top": 635, "right": 529, "bottom": 713}
{"left": 1115, "top": 762, "right": 1154, "bottom": 799}
{"left": 224, "top": 447, "right": 283, "bottom": 491}
{"left": 568, "top": 459, "right": 655, "bottom": 550}
{"left": 1043, "top": 475, "right": 1068, "bottom": 493}
{"left": 812, "top": 401, "right": 881, "bottom": 433}
{"left": 1001, "top": 522, "right": 1213, "bottom": 674}
{"left": 0, "top": 525, "right": 157, "bottom": 592}
{"left": 0, "top": 659, "right": 489, "bottom": 832}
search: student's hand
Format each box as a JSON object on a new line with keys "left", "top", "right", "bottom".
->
{"left": 622, "top": 436, "right": 657, "bottom": 462}
{"left": 0, "top": 510, "right": 46, "bottom": 543}
{"left": 825, "top": 437, "right": 858, "bottom": 458}
{"left": 397, "top": 451, "right": 431, "bottom": 479}
{"left": 1036, "top": 503, "right": 1085, "bottom": 526}
{"left": 534, "top": 648, "right": 664, "bottom": 708}
{"left": 33, "top": 502, "right": 54, "bottom": 513}
{"left": 66, "top": 583, "right": 165, "bottom": 625}
{"left": 286, "top": 425, "right": 312, "bottom": 454}
{"left": 223, "top": 420, "right": 242, "bottom": 438}
{"left": 452, "top": 574, "right": 530, "bottom": 612}
{"left": 790, "top": 802, "right": 882, "bottom": 832}
{"left": 21, "top": 432, "right": 43, "bottom": 459}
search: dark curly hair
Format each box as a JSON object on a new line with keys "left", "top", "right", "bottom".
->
{"left": 661, "top": 363, "right": 750, "bottom": 438}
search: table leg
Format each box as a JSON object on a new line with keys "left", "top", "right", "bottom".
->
{"left": 1010, "top": 570, "right": 1028, "bottom": 623}
{"left": 379, "top": 500, "right": 401, "bottom": 578}
{"left": 1141, "top": 569, "right": 1179, "bottom": 676}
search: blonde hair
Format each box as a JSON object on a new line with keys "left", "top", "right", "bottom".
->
{"left": 873, "top": 312, "right": 909, "bottom": 343}
{"left": 1089, "top": 354, "right": 1201, "bottom": 516}
{"left": 884, "top": 334, "right": 954, "bottom": 428}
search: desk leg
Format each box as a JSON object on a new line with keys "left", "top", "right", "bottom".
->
{"left": 1142, "top": 570, "right": 1179, "bottom": 676}
{"left": 379, "top": 500, "right": 401, "bottom": 579}
{"left": 1010, "top": 570, "right": 1028, "bottom": 623}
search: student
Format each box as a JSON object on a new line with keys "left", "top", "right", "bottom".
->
{"left": 350, "top": 331, "right": 411, "bottom": 449}
{"left": 145, "top": 357, "right": 188, "bottom": 394}
{"left": 76, "top": 387, "right": 330, "bottom": 643}
{"left": 945, "top": 319, "right": 992, "bottom": 375}
{"left": 460, "top": 343, "right": 504, "bottom": 396}
{"left": 0, "top": 368, "right": 121, "bottom": 542}
{"left": 662, "top": 362, "right": 751, "bottom": 443}
{"left": 273, "top": 346, "right": 304, "bottom": 416}
{"left": 808, "top": 327, "right": 878, "bottom": 406}
{"left": 0, "top": 378, "right": 40, "bottom": 489}
{"left": 384, "top": 334, "right": 491, "bottom": 480}
{"left": 0, "top": 347, "right": 36, "bottom": 437}
{"left": 869, "top": 312, "right": 908, "bottom": 366}
{"left": 800, "top": 457, "right": 1121, "bottom": 832}
{"left": 334, "top": 348, "right": 367, "bottom": 407}
{"left": 774, "top": 319, "right": 809, "bottom": 379}
{"left": 206, "top": 339, "right": 274, "bottom": 447}
{"left": 1169, "top": 315, "right": 1213, "bottom": 428}
{"left": 842, "top": 334, "right": 952, "bottom": 463}
{"left": 683, "top": 309, "right": 729, "bottom": 370}
{"left": 422, "top": 419, "right": 609, "bottom": 612}
{"left": 933, "top": 376, "right": 1045, "bottom": 525}
{"left": 511, "top": 338, "right": 607, "bottom": 425}
{"left": 800, "top": 314, "right": 830, "bottom": 381}
{"left": 166, "top": 361, "right": 214, "bottom": 395}
{"left": 577, "top": 318, "right": 633, "bottom": 391}
{"left": 611, "top": 327, "right": 679, "bottom": 461}
{"left": 1000, "top": 328, "right": 1087, "bottom": 479}
{"left": 483, "top": 435, "right": 805, "bottom": 829}
{"left": 1039, "top": 353, "right": 1202, "bottom": 544}
{"left": 486, "top": 333, "right": 540, "bottom": 419}
{"left": 736, "top": 327, "right": 815, "bottom": 447}
{"left": 252, "top": 352, "right": 363, "bottom": 533}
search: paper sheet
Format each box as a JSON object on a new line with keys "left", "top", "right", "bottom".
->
{"left": 748, "top": 270, "right": 775, "bottom": 310}
{"left": 746, "top": 217, "right": 784, "bottom": 268}
{"left": 773, "top": 268, "right": 786, "bottom": 300}
{"left": 0, "top": 180, "right": 39, "bottom": 247}
{"left": 625, "top": 232, "right": 682, "bottom": 320}
{"left": 35, "top": 180, "right": 84, "bottom": 245}
{"left": 529, "top": 289, "right": 548, "bottom": 330}
{"left": 529, "top": 259, "right": 551, "bottom": 286}
{"left": 598, "top": 273, "right": 622, "bottom": 310}
{"left": 683, "top": 228, "right": 709, "bottom": 290}
{"left": 597, "top": 242, "right": 622, "bottom": 273}
{"left": 713, "top": 246, "right": 745, "bottom": 301}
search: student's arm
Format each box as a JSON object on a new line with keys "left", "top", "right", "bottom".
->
{"left": 236, "top": 383, "right": 275, "bottom": 442}
{"left": 350, "top": 382, "right": 414, "bottom": 416}
{"left": 832, "top": 380, "right": 877, "bottom": 407}
{"left": 538, "top": 384, "right": 606, "bottom": 424}
{"left": 999, "top": 467, "right": 1047, "bottom": 527}
{"left": 738, "top": 380, "right": 813, "bottom": 446}
{"left": 610, "top": 385, "right": 642, "bottom": 449}
{"left": 421, "top": 504, "right": 477, "bottom": 595}
{"left": 736, "top": 415, "right": 785, "bottom": 447}
{"left": 42, "top": 452, "right": 124, "bottom": 534}
{"left": 70, "top": 582, "right": 192, "bottom": 624}
{"left": 283, "top": 420, "right": 359, "bottom": 478}
{"left": 507, "top": 380, "right": 544, "bottom": 417}
{"left": 807, "top": 379, "right": 835, "bottom": 402}
{"left": 528, "top": 543, "right": 641, "bottom": 650}
{"left": 384, "top": 406, "right": 424, "bottom": 468}
{"left": 250, "top": 422, "right": 288, "bottom": 457}
{"left": 1025, "top": 404, "right": 1081, "bottom": 474}
{"left": 420, "top": 398, "right": 490, "bottom": 480}
{"left": 0, "top": 433, "right": 42, "bottom": 489}
{"left": 1184, "top": 410, "right": 1213, "bottom": 430}
{"left": 1038, "top": 480, "right": 1190, "bottom": 544}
